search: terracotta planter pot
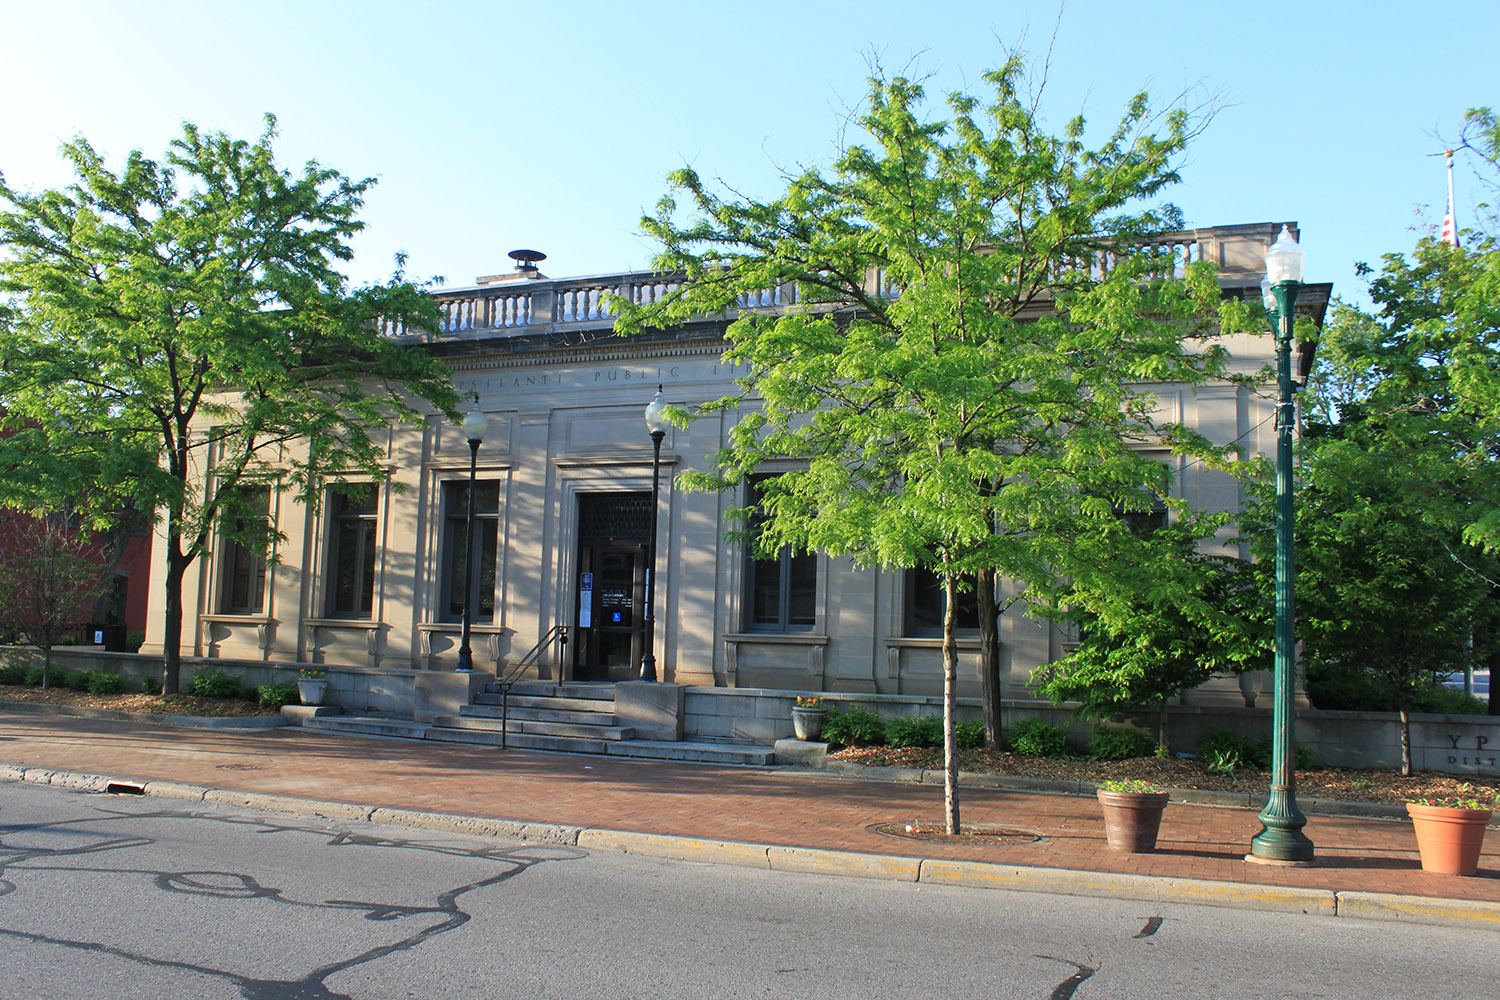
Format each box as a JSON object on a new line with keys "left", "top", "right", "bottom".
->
{"left": 1406, "top": 802, "right": 1492, "bottom": 876}
{"left": 1097, "top": 789, "right": 1170, "bottom": 853}
{"left": 791, "top": 707, "right": 826, "bottom": 741}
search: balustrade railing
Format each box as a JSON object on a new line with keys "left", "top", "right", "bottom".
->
{"left": 383, "top": 224, "right": 1274, "bottom": 341}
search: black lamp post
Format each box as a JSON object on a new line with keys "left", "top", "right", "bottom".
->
{"left": 1247, "top": 226, "right": 1316, "bottom": 866}
{"left": 456, "top": 405, "right": 487, "bottom": 672}
{"left": 640, "top": 385, "right": 669, "bottom": 682}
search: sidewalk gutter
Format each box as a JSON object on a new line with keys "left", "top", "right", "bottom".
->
{"left": 3, "top": 762, "right": 1496, "bottom": 932}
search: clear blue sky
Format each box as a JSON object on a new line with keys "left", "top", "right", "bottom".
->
{"left": 3, "top": 1, "right": 1495, "bottom": 309}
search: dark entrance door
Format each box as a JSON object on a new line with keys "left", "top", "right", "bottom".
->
{"left": 574, "top": 493, "right": 651, "bottom": 682}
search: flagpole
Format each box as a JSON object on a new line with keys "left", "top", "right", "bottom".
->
{"left": 1444, "top": 149, "right": 1460, "bottom": 247}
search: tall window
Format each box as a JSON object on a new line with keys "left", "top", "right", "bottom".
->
{"left": 442, "top": 481, "right": 499, "bottom": 622}
{"left": 905, "top": 567, "right": 980, "bottom": 636}
{"left": 744, "top": 476, "right": 816, "bottom": 631}
{"left": 219, "top": 488, "right": 270, "bottom": 614}
{"left": 327, "top": 486, "right": 377, "bottom": 618}
{"left": 1120, "top": 507, "right": 1168, "bottom": 538}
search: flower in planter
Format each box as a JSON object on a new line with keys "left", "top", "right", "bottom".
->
{"left": 1406, "top": 784, "right": 1495, "bottom": 811}
{"left": 298, "top": 669, "right": 325, "bottom": 680}
{"left": 795, "top": 696, "right": 825, "bottom": 709}
{"left": 1098, "top": 779, "right": 1160, "bottom": 794}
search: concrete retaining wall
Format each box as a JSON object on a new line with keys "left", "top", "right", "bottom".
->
{"left": 0, "top": 645, "right": 488, "bottom": 720}
{"left": 682, "top": 687, "right": 1500, "bottom": 776}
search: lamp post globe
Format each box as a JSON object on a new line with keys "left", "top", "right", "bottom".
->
{"left": 641, "top": 386, "right": 669, "bottom": 681}
{"left": 1264, "top": 224, "right": 1305, "bottom": 285}
{"left": 456, "top": 405, "right": 487, "bottom": 673}
{"left": 1248, "top": 226, "right": 1316, "bottom": 866}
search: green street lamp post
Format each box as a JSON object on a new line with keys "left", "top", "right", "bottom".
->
{"left": 1247, "top": 226, "right": 1316, "bottom": 866}
{"left": 456, "top": 404, "right": 488, "bottom": 672}
{"left": 640, "top": 386, "right": 670, "bottom": 682}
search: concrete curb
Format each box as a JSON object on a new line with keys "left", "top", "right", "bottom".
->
{"left": 1, "top": 701, "right": 287, "bottom": 729}
{"left": 1336, "top": 890, "right": 1500, "bottom": 929}
{"left": 4, "top": 761, "right": 1498, "bottom": 932}
{"left": 201, "top": 789, "right": 374, "bottom": 822}
{"left": 919, "top": 858, "right": 1337, "bottom": 915}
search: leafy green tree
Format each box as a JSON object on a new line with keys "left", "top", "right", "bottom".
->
{"left": 0, "top": 117, "right": 459, "bottom": 693}
{"left": 1336, "top": 108, "right": 1500, "bottom": 553}
{"left": 1036, "top": 535, "right": 1268, "bottom": 752}
{"left": 617, "top": 56, "right": 1245, "bottom": 832}
{"left": 1263, "top": 107, "right": 1500, "bottom": 745}
{"left": 1453, "top": 106, "right": 1498, "bottom": 238}
{"left": 1258, "top": 294, "right": 1500, "bottom": 769}
{"left": 1251, "top": 410, "right": 1494, "bottom": 773}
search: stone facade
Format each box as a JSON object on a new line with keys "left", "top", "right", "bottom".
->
{"left": 140, "top": 222, "right": 1328, "bottom": 705}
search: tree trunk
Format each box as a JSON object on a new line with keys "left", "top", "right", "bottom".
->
{"left": 977, "top": 570, "right": 1003, "bottom": 749}
{"left": 1489, "top": 648, "right": 1500, "bottom": 717}
{"left": 161, "top": 548, "right": 188, "bottom": 695}
{"left": 1158, "top": 699, "right": 1169, "bottom": 754}
{"left": 942, "top": 570, "right": 961, "bottom": 835}
{"left": 1399, "top": 706, "right": 1412, "bottom": 777}
{"left": 41, "top": 644, "right": 52, "bottom": 690}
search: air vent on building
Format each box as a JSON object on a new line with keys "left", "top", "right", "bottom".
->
{"left": 509, "top": 249, "right": 546, "bottom": 273}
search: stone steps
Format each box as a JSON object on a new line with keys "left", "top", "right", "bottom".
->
{"left": 303, "top": 715, "right": 431, "bottom": 740}
{"left": 421, "top": 727, "right": 615, "bottom": 754}
{"left": 293, "top": 683, "right": 777, "bottom": 766}
{"left": 459, "top": 703, "right": 622, "bottom": 726}
{"left": 432, "top": 715, "right": 636, "bottom": 740}
{"left": 472, "top": 691, "right": 618, "bottom": 711}
{"left": 606, "top": 740, "right": 776, "bottom": 766}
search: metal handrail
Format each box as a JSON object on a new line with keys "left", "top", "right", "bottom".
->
{"left": 496, "top": 624, "right": 567, "bottom": 750}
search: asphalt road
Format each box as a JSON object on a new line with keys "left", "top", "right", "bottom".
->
{"left": 1, "top": 781, "right": 1495, "bottom": 1000}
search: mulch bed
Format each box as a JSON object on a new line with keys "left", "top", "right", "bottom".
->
{"left": 869, "top": 821, "right": 1043, "bottom": 846}
{"left": 831, "top": 745, "right": 1500, "bottom": 808}
{"left": 0, "top": 684, "right": 282, "bottom": 718}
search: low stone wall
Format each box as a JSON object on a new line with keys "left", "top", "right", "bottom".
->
{"left": 0, "top": 645, "right": 488, "bottom": 720}
{"left": 683, "top": 686, "right": 1076, "bottom": 745}
{"left": 685, "top": 685, "right": 1500, "bottom": 778}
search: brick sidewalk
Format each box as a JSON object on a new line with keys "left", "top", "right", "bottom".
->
{"left": 2, "top": 714, "right": 1496, "bottom": 904}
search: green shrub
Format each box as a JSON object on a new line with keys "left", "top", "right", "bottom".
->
{"left": 1007, "top": 718, "right": 1068, "bottom": 757}
{"left": 0, "top": 664, "right": 27, "bottom": 685}
{"left": 140, "top": 675, "right": 160, "bottom": 694}
{"left": 821, "top": 707, "right": 885, "bottom": 747}
{"left": 86, "top": 671, "right": 126, "bottom": 695}
{"left": 257, "top": 680, "right": 299, "bottom": 709}
{"left": 62, "top": 670, "right": 93, "bottom": 692}
{"left": 955, "top": 720, "right": 986, "bottom": 748}
{"left": 1194, "top": 728, "right": 1250, "bottom": 765}
{"left": 1205, "top": 747, "right": 1241, "bottom": 777}
{"left": 24, "top": 666, "right": 45, "bottom": 686}
{"left": 884, "top": 715, "right": 943, "bottom": 748}
{"left": 1090, "top": 724, "right": 1157, "bottom": 760}
{"left": 1417, "top": 685, "right": 1488, "bottom": 715}
{"left": 1310, "top": 664, "right": 1487, "bottom": 715}
{"left": 1247, "top": 738, "right": 1316, "bottom": 770}
{"left": 125, "top": 631, "right": 146, "bottom": 652}
{"left": 190, "top": 668, "right": 242, "bottom": 699}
